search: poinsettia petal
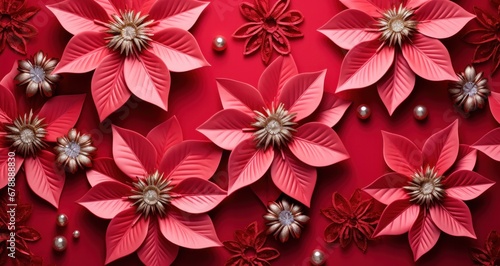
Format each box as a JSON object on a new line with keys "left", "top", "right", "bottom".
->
{"left": 250, "top": 174, "right": 282, "bottom": 206}
{"left": 271, "top": 149, "right": 316, "bottom": 207}
{"left": 159, "top": 211, "right": 221, "bottom": 248}
{"left": 401, "top": 34, "right": 457, "bottom": 81}
{"left": 124, "top": 51, "right": 170, "bottom": 111}
{"left": 429, "top": 196, "right": 476, "bottom": 238}
{"left": 473, "top": 127, "right": 500, "bottom": 161}
{"left": 170, "top": 177, "right": 226, "bottom": 214}
{"left": 148, "top": 0, "right": 208, "bottom": 31}
{"left": 288, "top": 122, "right": 349, "bottom": 167}
{"left": 112, "top": 126, "right": 157, "bottom": 178}
{"left": 363, "top": 173, "right": 410, "bottom": 205}
{"left": 337, "top": 40, "right": 395, "bottom": 92}
{"left": 489, "top": 92, "right": 500, "bottom": 125}
{"left": 338, "top": 0, "right": 386, "bottom": 17}
{"left": 307, "top": 92, "right": 351, "bottom": 127}
{"left": 109, "top": 0, "right": 156, "bottom": 13}
{"left": 409, "top": 210, "right": 440, "bottom": 261}
{"left": 0, "top": 85, "right": 16, "bottom": 124}
{"left": 91, "top": 53, "right": 131, "bottom": 122}
{"left": 137, "top": 219, "right": 179, "bottom": 266}
{"left": 197, "top": 109, "right": 254, "bottom": 150}
{"left": 146, "top": 117, "right": 183, "bottom": 165}
{"left": 373, "top": 199, "right": 420, "bottom": 237}
{"left": 382, "top": 131, "right": 423, "bottom": 176}
{"left": 105, "top": 208, "right": 148, "bottom": 264}
{"left": 422, "top": 120, "right": 459, "bottom": 175}
{"left": 217, "top": 78, "right": 266, "bottom": 117}
{"left": 443, "top": 170, "right": 494, "bottom": 201}
{"left": 258, "top": 55, "right": 298, "bottom": 105}
{"left": 405, "top": 0, "right": 431, "bottom": 9}
{"left": 0, "top": 153, "right": 23, "bottom": 189}
{"left": 150, "top": 28, "right": 209, "bottom": 72}
{"left": 47, "top": 0, "right": 108, "bottom": 35}
{"left": 94, "top": 0, "right": 117, "bottom": 15}
{"left": 78, "top": 181, "right": 132, "bottom": 219}
{"left": 37, "top": 94, "right": 85, "bottom": 142}
{"left": 24, "top": 150, "right": 65, "bottom": 208}
{"left": 414, "top": 0, "right": 474, "bottom": 39}
{"left": 449, "top": 144, "right": 477, "bottom": 172}
{"left": 52, "top": 32, "right": 110, "bottom": 74}
{"left": 0, "top": 63, "right": 17, "bottom": 95}
{"left": 228, "top": 139, "right": 274, "bottom": 194}
{"left": 86, "top": 158, "right": 132, "bottom": 186}
{"left": 318, "top": 9, "right": 379, "bottom": 50}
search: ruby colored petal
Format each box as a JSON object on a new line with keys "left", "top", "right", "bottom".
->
{"left": 414, "top": 0, "right": 474, "bottom": 39}
{"left": 338, "top": 0, "right": 386, "bottom": 17}
{"left": 271, "top": 149, "right": 316, "bottom": 207}
{"left": 289, "top": 122, "right": 349, "bottom": 167}
{"left": 405, "top": 0, "right": 431, "bottom": 9}
{"left": 443, "top": 170, "right": 494, "bottom": 201}
{"left": 278, "top": 10, "right": 304, "bottom": 26}
{"left": 381, "top": 131, "right": 423, "bottom": 176}
{"left": 429, "top": 197, "right": 476, "bottom": 238}
{"left": 255, "top": 0, "right": 269, "bottom": 15}
{"left": 228, "top": 139, "right": 274, "bottom": 194}
{"left": 269, "top": 0, "right": 288, "bottom": 18}
{"left": 233, "top": 22, "right": 264, "bottom": 38}
{"left": 318, "top": 9, "right": 379, "bottom": 50}
{"left": 422, "top": 120, "right": 459, "bottom": 175}
{"left": 307, "top": 92, "right": 351, "bottom": 127}
{"left": 0, "top": 85, "right": 16, "bottom": 124}
{"left": 0, "top": 151, "right": 23, "bottom": 189}
{"left": 377, "top": 51, "right": 415, "bottom": 115}
{"left": 109, "top": 0, "right": 156, "bottom": 13}
{"left": 77, "top": 181, "right": 132, "bottom": 219}
{"left": 472, "top": 42, "right": 497, "bottom": 64}
{"left": 373, "top": 200, "right": 420, "bottom": 237}
{"left": 52, "top": 32, "right": 110, "bottom": 74}
{"left": 86, "top": 158, "right": 132, "bottom": 186}
{"left": 94, "top": 0, "right": 117, "bottom": 16}
{"left": 150, "top": 27, "right": 209, "bottom": 72}
{"left": 13, "top": 6, "right": 39, "bottom": 21}
{"left": 473, "top": 127, "right": 500, "bottom": 161}
{"left": 271, "top": 29, "right": 291, "bottom": 55}
{"left": 280, "top": 25, "right": 303, "bottom": 38}
{"left": 146, "top": 117, "right": 183, "bottom": 165}
{"left": 332, "top": 192, "right": 351, "bottom": 215}
{"left": 216, "top": 78, "right": 266, "bottom": 117}
{"left": 463, "top": 29, "right": 496, "bottom": 45}
{"left": 363, "top": 172, "right": 410, "bottom": 205}
{"left": 261, "top": 34, "right": 274, "bottom": 65}
{"left": 240, "top": 2, "right": 262, "bottom": 22}
{"left": 491, "top": 92, "right": 500, "bottom": 125}
{"left": 137, "top": 219, "right": 179, "bottom": 266}
{"left": 159, "top": 141, "right": 222, "bottom": 184}
{"left": 37, "top": 94, "right": 86, "bottom": 142}
{"left": 244, "top": 31, "right": 265, "bottom": 55}
{"left": 105, "top": 208, "right": 148, "bottom": 264}
{"left": 337, "top": 40, "right": 395, "bottom": 93}
{"left": 47, "top": 0, "right": 108, "bottom": 35}
{"left": 112, "top": 125, "right": 157, "bottom": 178}
{"left": 250, "top": 174, "right": 282, "bottom": 206}
{"left": 473, "top": 6, "right": 498, "bottom": 29}
{"left": 24, "top": 151, "right": 65, "bottom": 208}
{"left": 401, "top": 34, "right": 457, "bottom": 81}
{"left": 6, "top": 31, "right": 26, "bottom": 55}
{"left": 148, "top": 0, "right": 209, "bottom": 31}
{"left": 0, "top": 63, "right": 18, "bottom": 94}
{"left": 16, "top": 226, "right": 41, "bottom": 241}
{"left": 324, "top": 223, "right": 342, "bottom": 243}
{"left": 258, "top": 55, "right": 298, "bottom": 105}
{"left": 409, "top": 210, "right": 440, "bottom": 261}
{"left": 197, "top": 109, "right": 254, "bottom": 150}
{"left": 159, "top": 211, "right": 222, "bottom": 249}
{"left": 449, "top": 144, "right": 477, "bottom": 172}
{"left": 171, "top": 177, "right": 226, "bottom": 214}
{"left": 124, "top": 51, "right": 170, "bottom": 111}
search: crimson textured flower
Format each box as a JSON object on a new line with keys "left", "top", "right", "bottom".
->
{"left": 472, "top": 231, "right": 500, "bottom": 266}
{"left": 364, "top": 121, "right": 495, "bottom": 261}
{"left": 78, "top": 117, "right": 225, "bottom": 265}
{"left": 198, "top": 56, "right": 350, "bottom": 207}
{"left": 223, "top": 222, "right": 279, "bottom": 266}
{"left": 233, "top": 0, "right": 303, "bottom": 65}
{"left": 320, "top": 189, "right": 380, "bottom": 252}
{"left": 0, "top": 0, "right": 39, "bottom": 54}
{"left": 319, "top": 0, "right": 474, "bottom": 115}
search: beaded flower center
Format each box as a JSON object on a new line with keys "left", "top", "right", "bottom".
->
{"left": 5, "top": 111, "right": 47, "bottom": 157}
{"left": 278, "top": 210, "right": 294, "bottom": 226}
{"left": 463, "top": 82, "right": 478, "bottom": 96}
{"left": 404, "top": 166, "right": 445, "bottom": 206}
{"left": 105, "top": 10, "right": 154, "bottom": 56}
{"left": 252, "top": 103, "right": 297, "bottom": 149}
{"left": 129, "top": 171, "right": 174, "bottom": 218}
{"left": 378, "top": 5, "right": 417, "bottom": 46}
{"left": 29, "top": 66, "right": 45, "bottom": 84}
{"left": 64, "top": 142, "right": 81, "bottom": 158}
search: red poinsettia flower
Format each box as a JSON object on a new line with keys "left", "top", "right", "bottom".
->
{"left": 471, "top": 230, "right": 500, "bottom": 266}
{"left": 233, "top": 0, "right": 303, "bottom": 65}
{"left": 223, "top": 221, "right": 279, "bottom": 266}
{"left": 364, "top": 120, "right": 495, "bottom": 261}
{"left": 0, "top": 63, "right": 85, "bottom": 208}
{"left": 198, "top": 56, "right": 350, "bottom": 207}
{"left": 78, "top": 117, "right": 225, "bottom": 265}
{"left": 320, "top": 189, "right": 380, "bottom": 252}
{"left": 0, "top": 0, "right": 39, "bottom": 54}
{"left": 47, "top": 0, "right": 210, "bottom": 121}
{"left": 319, "top": 0, "right": 474, "bottom": 115}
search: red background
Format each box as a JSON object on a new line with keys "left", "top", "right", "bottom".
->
{"left": 1, "top": 0, "right": 499, "bottom": 265}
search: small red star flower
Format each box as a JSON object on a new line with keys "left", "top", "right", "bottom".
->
{"left": 472, "top": 230, "right": 500, "bottom": 266}
{"left": 0, "top": 0, "right": 39, "bottom": 54}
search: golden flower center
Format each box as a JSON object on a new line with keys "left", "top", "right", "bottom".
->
{"left": 105, "top": 10, "right": 154, "bottom": 56}
{"left": 5, "top": 111, "right": 47, "bottom": 157}
{"left": 378, "top": 5, "right": 417, "bottom": 46}
{"left": 404, "top": 166, "right": 445, "bottom": 207}
{"left": 129, "top": 171, "right": 174, "bottom": 218}
{"left": 252, "top": 103, "right": 297, "bottom": 150}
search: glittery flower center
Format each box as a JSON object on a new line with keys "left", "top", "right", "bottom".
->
{"left": 105, "top": 10, "right": 154, "bottom": 56}
{"left": 5, "top": 111, "right": 47, "bottom": 157}
{"left": 129, "top": 171, "right": 174, "bottom": 218}
{"left": 378, "top": 5, "right": 417, "bottom": 46}
{"left": 404, "top": 166, "right": 445, "bottom": 207}
{"left": 463, "top": 81, "right": 478, "bottom": 96}
{"left": 278, "top": 210, "right": 294, "bottom": 226}
{"left": 252, "top": 103, "right": 297, "bottom": 149}
{"left": 29, "top": 66, "right": 45, "bottom": 84}
{"left": 64, "top": 142, "right": 81, "bottom": 158}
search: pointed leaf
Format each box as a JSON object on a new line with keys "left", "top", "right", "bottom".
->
{"left": 171, "top": 177, "right": 226, "bottom": 214}
{"left": 409, "top": 210, "right": 440, "bottom": 261}
{"left": 422, "top": 120, "right": 459, "bottom": 175}
{"left": 94, "top": 0, "right": 117, "bottom": 15}
{"left": 382, "top": 131, "right": 423, "bottom": 176}
{"left": 216, "top": 78, "right": 266, "bottom": 117}
{"left": 373, "top": 200, "right": 420, "bottom": 237}
{"left": 137, "top": 219, "right": 179, "bottom": 266}
{"left": 429, "top": 196, "right": 476, "bottom": 238}
{"left": 0, "top": 63, "right": 18, "bottom": 94}
{"left": 473, "top": 127, "right": 500, "bottom": 161}
{"left": 490, "top": 92, "right": 500, "bottom": 124}
{"left": 78, "top": 181, "right": 132, "bottom": 219}
{"left": 364, "top": 173, "right": 410, "bottom": 205}
{"left": 0, "top": 85, "right": 16, "bottom": 124}
{"left": 307, "top": 92, "right": 351, "bottom": 127}
{"left": 338, "top": 0, "right": 387, "bottom": 17}
{"left": 443, "top": 170, "right": 494, "bottom": 201}
{"left": 109, "top": 0, "right": 156, "bottom": 13}
{"left": 449, "top": 144, "right": 477, "bottom": 172}
{"left": 148, "top": 0, "right": 209, "bottom": 31}
{"left": 86, "top": 158, "right": 132, "bottom": 188}
{"left": 47, "top": 0, "right": 108, "bottom": 35}
{"left": 0, "top": 152, "right": 23, "bottom": 189}
{"left": 258, "top": 55, "right": 298, "bottom": 104}
{"left": 405, "top": 0, "right": 431, "bottom": 9}
{"left": 147, "top": 117, "right": 183, "bottom": 165}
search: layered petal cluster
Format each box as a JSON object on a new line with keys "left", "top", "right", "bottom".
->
{"left": 319, "top": 0, "right": 474, "bottom": 114}
{"left": 364, "top": 121, "right": 494, "bottom": 260}
{"left": 47, "top": 0, "right": 210, "bottom": 121}
{"left": 472, "top": 230, "right": 500, "bottom": 266}
{"left": 0, "top": 0, "right": 39, "bottom": 54}
{"left": 78, "top": 117, "right": 225, "bottom": 265}
{"left": 198, "top": 56, "right": 350, "bottom": 206}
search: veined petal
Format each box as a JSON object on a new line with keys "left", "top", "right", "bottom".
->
{"left": 443, "top": 170, "right": 494, "bottom": 201}
{"left": 422, "top": 120, "right": 459, "bottom": 176}
{"left": 473, "top": 127, "right": 500, "bottom": 161}
{"left": 77, "top": 181, "right": 132, "bottom": 219}
{"left": 429, "top": 197, "right": 476, "bottom": 238}
{"left": 146, "top": 117, "right": 184, "bottom": 165}
{"left": 364, "top": 173, "right": 410, "bottom": 205}
{"left": 258, "top": 55, "right": 298, "bottom": 105}
{"left": 381, "top": 131, "right": 423, "bottom": 176}
{"left": 409, "top": 209, "right": 440, "bottom": 261}
{"left": 137, "top": 219, "right": 179, "bottom": 266}
{"left": 47, "top": 0, "right": 108, "bottom": 35}
{"left": 216, "top": 78, "right": 266, "bottom": 117}
{"left": 170, "top": 177, "right": 226, "bottom": 214}
{"left": 373, "top": 199, "right": 420, "bottom": 237}
{"left": 148, "top": 0, "right": 209, "bottom": 31}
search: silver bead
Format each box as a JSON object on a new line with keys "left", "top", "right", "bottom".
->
{"left": 413, "top": 105, "right": 428, "bottom": 120}
{"left": 56, "top": 214, "right": 68, "bottom": 227}
{"left": 212, "top": 35, "right": 227, "bottom": 52}
{"left": 356, "top": 104, "right": 371, "bottom": 120}
{"left": 52, "top": 236, "right": 67, "bottom": 252}
{"left": 310, "top": 249, "right": 326, "bottom": 265}
{"left": 73, "top": 230, "right": 80, "bottom": 239}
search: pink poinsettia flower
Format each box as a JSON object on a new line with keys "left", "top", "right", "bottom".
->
{"left": 78, "top": 117, "right": 225, "bottom": 265}
{"left": 47, "top": 0, "right": 210, "bottom": 121}
{"left": 319, "top": 0, "right": 474, "bottom": 115}
{"left": 0, "top": 63, "right": 85, "bottom": 208}
{"left": 364, "top": 120, "right": 495, "bottom": 260}
{"left": 198, "top": 56, "right": 350, "bottom": 206}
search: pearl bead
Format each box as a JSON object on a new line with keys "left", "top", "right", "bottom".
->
{"left": 413, "top": 105, "right": 428, "bottom": 120}
{"left": 212, "top": 35, "right": 227, "bottom": 52}
{"left": 356, "top": 104, "right": 371, "bottom": 120}
{"left": 73, "top": 230, "right": 80, "bottom": 239}
{"left": 310, "top": 249, "right": 326, "bottom": 265}
{"left": 52, "top": 236, "right": 67, "bottom": 252}
{"left": 56, "top": 214, "right": 68, "bottom": 227}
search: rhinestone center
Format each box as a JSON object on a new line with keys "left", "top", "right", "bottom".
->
{"left": 463, "top": 81, "right": 478, "bottom": 96}
{"left": 64, "top": 141, "right": 81, "bottom": 158}
{"left": 19, "top": 128, "right": 35, "bottom": 144}
{"left": 121, "top": 25, "right": 137, "bottom": 40}
{"left": 278, "top": 210, "right": 294, "bottom": 226}
{"left": 29, "top": 66, "right": 45, "bottom": 84}
{"left": 143, "top": 186, "right": 160, "bottom": 205}
{"left": 390, "top": 19, "right": 405, "bottom": 32}
{"left": 265, "top": 119, "right": 282, "bottom": 135}
{"left": 420, "top": 181, "right": 434, "bottom": 195}
{"left": 252, "top": 103, "right": 297, "bottom": 149}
